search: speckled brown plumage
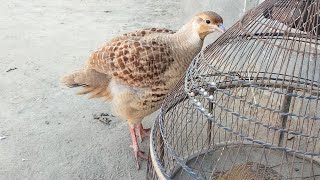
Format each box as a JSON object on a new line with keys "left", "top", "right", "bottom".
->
{"left": 90, "top": 30, "right": 175, "bottom": 88}
{"left": 62, "top": 11, "right": 225, "bottom": 169}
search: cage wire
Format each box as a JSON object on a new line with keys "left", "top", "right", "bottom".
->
{"left": 147, "top": 0, "right": 320, "bottom": 179}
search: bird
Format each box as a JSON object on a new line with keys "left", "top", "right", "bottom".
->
{"left": 212, "top": 162, "right": 282, "bottom": 180}
{"left": 62, "top": 11, "right": 225, "bottom": 169}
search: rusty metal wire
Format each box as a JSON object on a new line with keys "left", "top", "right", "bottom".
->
{"left": 147, "top": 0, "right": 320, "bottom": 179}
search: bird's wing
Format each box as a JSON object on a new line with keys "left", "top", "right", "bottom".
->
{"left": 88, "top": 38, "right": 174, "bottom": 88}
{"left": 111, "top": 28, "right": 175, "bottom": 42}
{"left": 87, "top": 28, "right": 175, "bottom": 88}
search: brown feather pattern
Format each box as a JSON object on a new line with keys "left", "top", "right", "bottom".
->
{"left": 62, "top": 11, "right": 224, "bottom": 123}
{"left": 90, "top": 39, "right": 174, "bottom": 87}
{"left": 63, "top": 28, "right": 175, "bottom": 103}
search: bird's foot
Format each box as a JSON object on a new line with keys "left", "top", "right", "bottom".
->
{"left": 129, "top": 123, "right": 148, "bottom": 169}
{"left": 137, "top": 123, "right": 150, "bottom": 142}
{"left": 130, "top": 145, "right": 148, "bottom": 169}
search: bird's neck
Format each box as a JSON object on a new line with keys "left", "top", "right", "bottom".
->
{"left": 169, "top": 22, "right": 204, "bottom": 69}
{"left": 157, "top": 23, "right": 203, "bottom": 89}
{"left": 175, "top": 22, "right": 203, "bottom": 48}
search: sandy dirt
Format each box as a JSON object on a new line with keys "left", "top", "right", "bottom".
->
{"left": 0, "top": 0, "right": 258, "bottom": 179}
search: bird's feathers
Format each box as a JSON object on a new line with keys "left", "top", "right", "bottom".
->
{"left": 88, "top": 28, "right": 175, "bottom": 88}
{"left": 88, "top": 38, "right": 174, "bottom": 88}
{"left": 62, "top": 68, "right": 112, "bottom": 101}
{"left": 62, "top": 28, "right": 175, "bottom": 99}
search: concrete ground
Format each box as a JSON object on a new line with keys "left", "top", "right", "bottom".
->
{"left": 0, "top": 0, "right": 259, "bottom": 179}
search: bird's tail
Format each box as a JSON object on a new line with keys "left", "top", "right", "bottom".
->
{"left": 61, "top": 69, "right": 113, "bottom": 101}
{"left": 61, "top": 70, "right": 84, "bottom": 87}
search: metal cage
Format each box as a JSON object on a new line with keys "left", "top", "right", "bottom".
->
{"left": 147, "top": 0, "right": 320, "bottom": 179}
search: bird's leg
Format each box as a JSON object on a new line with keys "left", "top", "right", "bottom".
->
{"left": 129, "top": 123, "right": 148, "bottom": 169}
{"left": 137, "top": 123, "right": 150, "bottom": 142}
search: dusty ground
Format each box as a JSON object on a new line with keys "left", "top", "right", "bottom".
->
{"left": 0, "top": 0, "right": 259, "bottom": 179}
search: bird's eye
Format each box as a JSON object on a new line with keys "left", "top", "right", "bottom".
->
{"left": 205, "top": 19, "right": 211, "bottom": 24}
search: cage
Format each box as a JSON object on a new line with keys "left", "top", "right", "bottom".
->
{"left": 147, "top": 0, "right": 320, "bottom": 179}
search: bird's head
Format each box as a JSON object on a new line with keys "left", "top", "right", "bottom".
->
{"left": 191, "top": 11, "right": 225, "bottom": 40}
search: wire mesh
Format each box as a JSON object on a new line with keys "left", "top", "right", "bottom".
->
{"left": 147, "top": 0, "right": 320, "bottom": 179}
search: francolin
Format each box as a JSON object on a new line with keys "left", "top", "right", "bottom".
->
{"left": 62, "top": 11, "right": 225, "bottom": 169}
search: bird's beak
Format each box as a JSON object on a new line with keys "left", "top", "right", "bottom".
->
{"left": 218, "top": 24, "right": 226, "bottom": 33}
{"left": 212, "top": 24, "right": 226, "bottom": 33}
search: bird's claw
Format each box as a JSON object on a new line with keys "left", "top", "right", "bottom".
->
{"left": 130, "top": 145, "right": 148, "bottom": 169}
